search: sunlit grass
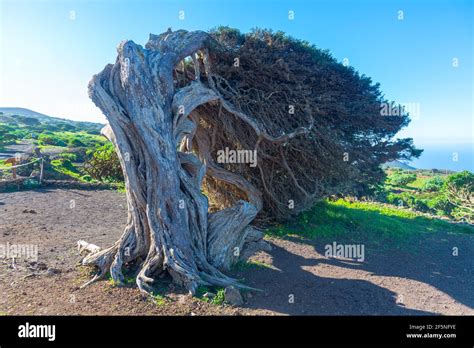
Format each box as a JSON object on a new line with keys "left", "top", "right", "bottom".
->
{"left": 266, "top": 199, "right": 473, "bottom": 247}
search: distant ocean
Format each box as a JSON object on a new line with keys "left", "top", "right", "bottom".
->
{"left": 407, "top": 142, "right": 474, "bottom": 172}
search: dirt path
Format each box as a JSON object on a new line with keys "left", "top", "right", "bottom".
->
{"left": 0, "top": 140, "right": 35, "bottom": 160}
{"left": 0, "top": 188, "right": 472, "bottom": 315}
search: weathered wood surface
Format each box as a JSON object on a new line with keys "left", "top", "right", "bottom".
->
{"left": 82, "top": 30, "right": 265, "bottom": 294}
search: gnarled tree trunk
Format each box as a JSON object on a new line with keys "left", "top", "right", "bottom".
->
{"left": 81, "top": 28, "right": 419, "bottom": 295}
{"left": 83, "top": 30, "right": 263, "bottom": 294}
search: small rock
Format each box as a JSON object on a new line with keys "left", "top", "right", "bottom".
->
{"left": 244, "top": 227, "right": 264, "bottom": 243}
{"left": 224, "top": 286, "right": 243, "bottom": 306}
{"left": 22, "top": 209, "right": 36, "bottom": 214}
{"left": 46, "top": 268, "right": 61, "bottom": 276}
{"left": 203, "top": 292, "right": 216, "bottom": 299}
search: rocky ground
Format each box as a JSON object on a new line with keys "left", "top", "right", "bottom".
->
{"left": 0, "top": 188, "right": 473, "bottom": 315}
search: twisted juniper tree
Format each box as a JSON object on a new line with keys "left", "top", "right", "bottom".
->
{"left": 82, "top": 28, "right": 420, "bottom": 294}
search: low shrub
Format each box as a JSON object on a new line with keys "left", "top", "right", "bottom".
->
{"left": 388, "top": 171, "right": 417, "bottom": 186}
{"left": 421, "top": 176, "right": 445, "bottom": 192}
{"left": 83, "top": 143, "right": 123, "bottom": 183}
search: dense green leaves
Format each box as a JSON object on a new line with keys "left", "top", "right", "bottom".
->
{"left": 83, "top": 143, "right": 123, "bottom": 182}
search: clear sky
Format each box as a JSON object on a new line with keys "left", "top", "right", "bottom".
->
{"left": 0, "top": 0, "right": 472, "bottom": 144}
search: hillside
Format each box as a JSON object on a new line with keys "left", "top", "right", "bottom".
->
{"left": 0, "top": 107, "right": 110, "bottom": 182}
{"left": 0, "top": 107, "right": 104, "bottom": 132}
{"left": 381, "top": 160, "right": 416, "bottom": 170}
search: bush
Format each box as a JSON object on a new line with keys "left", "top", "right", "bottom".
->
{"left": 0, "top": 124, "right": 26, "bottom": 145}
{"left": 83, "top": 142, "right": 123, "bottom": 182}
{"left": 412, "top": 199, "right": 429, "bottom": 213}
{"left": 444, "top": 171, "right": 474, "bottom": 223}
{"left": 386, "top": 192, "right": 429, "bottom": 212}
{"left": 80, "top": 174, "right": 93, "bottom": 182}
{"left": 389, "top": 171, "right": 417, "bottom": 186}
{"left": 38, "top": 133, "right": 67, "bottom": 147}
{"left": 51, "top": 158, "right": 76, "bottom": 172}
{"left": 58, "top": 153, "right": 77, "bottom": 161}
{"left": 68, "top": 138, "right": 86, "bottom": 147}
{"left": 426, "top": 195, "right": 453, "bottom": 216}
{"left": 50, "top": 158, "right": 80, "bottom": 179}
{"left": 56, "top": 123, "right": 76, "bottom": 132}
{"left": 16, "top": 116, "right": 40, "bottom": 126}
{"left": 421, "top": 176, "right": 445, "bottom": 192}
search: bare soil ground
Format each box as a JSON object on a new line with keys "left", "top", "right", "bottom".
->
{"left": 0, "top": 188, "right": 473, "bottom": 315}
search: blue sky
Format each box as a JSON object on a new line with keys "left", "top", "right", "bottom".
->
{"left": 0, "top": 0, "right": 472, "bottom": 144}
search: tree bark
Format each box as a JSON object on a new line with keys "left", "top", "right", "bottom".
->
{"left": 83, "top": 30, "right": 261, "bottom": 294}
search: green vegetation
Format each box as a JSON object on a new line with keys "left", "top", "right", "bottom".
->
{"left": 232, "top": 260, "right": 274, "bottom": 271}
{"left": 210, "top": 288, "right": 226, "bottom": 305}
{"left": 382, "top": 169, "right": 473, "bottom": 222}
{"left": 444, "top": 171, "right": 474, "bottom": 223}
{"left": 420, "top": 176, "right": 445, "bottom": 192}
{"left": 37, "top": 131, "right": 105, "bottom": 149}
{"left": 387, "top": 169, "right": 417, "bottom": 186}
{"left": 83, "top": 143, "right": 123, "bottom": 182}
{"left": 266, "top": 168, "right": 473, "bottom": 245}
{"left": 152, "top": 293, "right": 167, "bottom": 306}
{"left": 267, "top": 198, "right": 473, "bottom": 249}
{"left": 1, "top": 110, "right": 472, "bottom": 235}
{"left": 0, "top": 123, "right": 29, "bottom": 147}
{"left": 50, "top": 158, "right": 82, "bottom": 179}
{"left": 148, "top": 281, "right": 174, "bottom": 306}
{"left": 196, "top": 286, "right": 226, "bottom": 305}
{"left": 106, "top": 269, "right": 136, "bottom": 288}
{"left": 0, "top": 111, "right": 101, "bottom": 147}
{"left": 0, "top": 110, "right": 126, "bottom": 186}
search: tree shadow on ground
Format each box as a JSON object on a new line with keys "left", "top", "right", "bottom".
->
{"left": 253, "top": 203, "right": 474, "bottom": 314}
{"left": 309, "top": 233, "right": 474, "bottom": 310}
{"left": 234, "top": 243, "right": 435, "bottom": 315}
{"left": 309, "top": 207, "right": 474, "bottom": 308}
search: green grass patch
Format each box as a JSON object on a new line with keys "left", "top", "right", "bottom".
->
{"left": 152, "top": 293, "right": 167, "bottom": 306}
{"left": 196, "top": 286, "right": 226, "bottom": 305}
{"left": 232, "top": 260, "right": 274, "bottom": 271}
{"left": 266, "top": 199, "right": 473, "bottom": 248}
{"left": 38, "top": 131, "right": 106, "bottom": 148}
{"left": 406, "top": 176, "right": 428, "bottom": 189}
{"left": 106, "top": 268, "right": 137, "bottom": 288}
